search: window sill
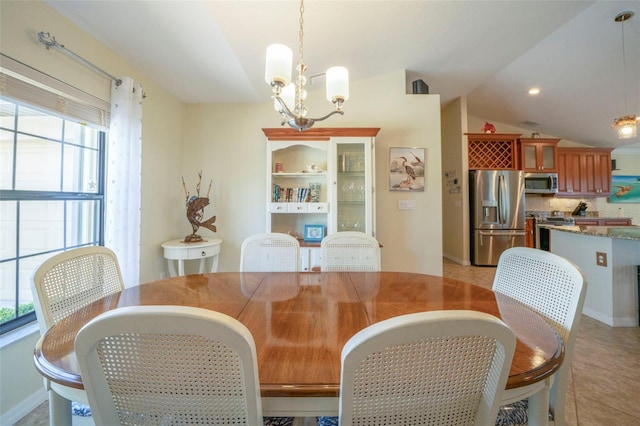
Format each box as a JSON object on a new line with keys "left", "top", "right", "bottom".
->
{"left": 0, "top": 322, "right": 39, "bottom": 349}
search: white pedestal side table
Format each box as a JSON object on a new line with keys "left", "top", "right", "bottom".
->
{"left": 161, "top": 238, "right": 222, "bottom": 277}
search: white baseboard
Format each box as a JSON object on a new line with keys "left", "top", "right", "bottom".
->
{"left": 443, "top": 253, "right": 470, "bottom": 266}
{"left": 0, "top": 387, "right": 47, "bottom": 425}
{"left": 582, "top": 307, "right": 639, "bottom": 327}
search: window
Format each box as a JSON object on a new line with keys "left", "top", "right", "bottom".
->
{"left": 0, "top": 98, "right": 106, "bottom": 334}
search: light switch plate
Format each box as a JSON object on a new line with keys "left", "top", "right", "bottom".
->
{"left": 596, "top": 252, "right": 607, "bottom": 267}
{"left": 398, "top": 200, "right": 416, "bottom": 210}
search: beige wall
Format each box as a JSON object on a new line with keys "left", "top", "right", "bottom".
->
{"left": 1, "top": 1, "right": 185, "bottom": 421}
{"left": 441, "top": 97, "right": 469, "bottom": 264}
{"left": 0, "top": 0, "right": 187, "bottom": 286}
{"left": 184, "top": 70, "right": 443, "bottom": 274}
{"left": 1, "top": 1, "right": 444, "bottom": 421}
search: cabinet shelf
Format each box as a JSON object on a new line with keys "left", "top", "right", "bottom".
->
{"left": 337, "top": 171, "right": 366, "bottom": 177}
{"left": 338, "top": 201, "right": 365, "bottom": 205}
{"left": 272, "top": 172, "right": 327, "bottom": 178}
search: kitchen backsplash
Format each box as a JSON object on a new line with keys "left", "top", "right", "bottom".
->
{"left": 525, "top": 195, "right": 639, "bottom": 224}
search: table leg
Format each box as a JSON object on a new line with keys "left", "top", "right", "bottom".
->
{"left": 167, "top": 260, "right": 177, "bottom": 278}
{"left": 198, "top": 258, "right": 206, "bottom": 274}
{"left": 210, "top": 254, "right": 219, "bottom": 273}
{"left": 527, "top": 378, "right": 551, "bottom": 426}
{"left": 178, "top": 259, "right": 185, "bottom": 276}
{"left": 49, "top": 389, "right": 72, "bottom": 426}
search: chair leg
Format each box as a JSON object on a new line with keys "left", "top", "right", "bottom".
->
{"left": 48, "top": 390, "right": 72, "bottom": 426}
{"left": 527, "top": 378, "right": 551, "bottom": 426}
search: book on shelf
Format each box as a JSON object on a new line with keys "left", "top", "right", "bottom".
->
{"left": 273, "top": 184, "right": 310, "bottom": 202}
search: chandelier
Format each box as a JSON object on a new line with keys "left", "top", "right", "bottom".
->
{"left": 611, "top": 11, "right": 638, "bottom": 139}
{"left": 264, "top": 0, "right": 348, "bottom": 131}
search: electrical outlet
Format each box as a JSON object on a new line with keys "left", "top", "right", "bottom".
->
{"left": 596, "top": 252, "right": 607, "bottom": 267}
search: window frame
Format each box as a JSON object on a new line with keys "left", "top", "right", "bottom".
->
{"left": 0, "top": 98, "right": 106, "bottom": 335}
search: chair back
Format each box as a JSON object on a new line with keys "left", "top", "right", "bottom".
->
{"left": 339, "top": 310, "right": 516, "bottom": 426}
{"left": 31, "top": 246, "right": 125, "bottom": 335}
{"left": 493, "top": 247, "right": 587, "bottom": 423}
{"left": 75, "top": 305, "right": 263, "bottom": 426}
{"left": 320, "top": 231, "right": 380, "bottom": 271}
{"left": 240, "top": 233, "right": 300, "bottom": 272}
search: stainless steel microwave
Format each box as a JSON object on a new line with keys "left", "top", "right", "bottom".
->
{"left": 524, "top": 172, "right": 558, "bottom": 194}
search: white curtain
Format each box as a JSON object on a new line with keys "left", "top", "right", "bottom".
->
{"left": 105, "top": 77, "right": 143, "bottom": 286}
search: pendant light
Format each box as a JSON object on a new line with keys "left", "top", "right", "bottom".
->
{"left": 264, "top": 0, "right": 349, "bottom": 131}
{"left": 612, "top": 11, "right": 638, "bottom": 139}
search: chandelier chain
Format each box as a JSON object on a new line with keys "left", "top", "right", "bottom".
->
{"left": 298, "top": 0, "right": 304, "bottom": 66}
{"left": 295, "top": 0, "right": 306, "bottom": 116}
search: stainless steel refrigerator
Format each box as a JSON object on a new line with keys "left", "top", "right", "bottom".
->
{"left": 469, "top": 170, "right": 526, "bottom": 266}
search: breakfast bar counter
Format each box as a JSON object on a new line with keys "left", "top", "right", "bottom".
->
{"left": 537, "top": 224, "right": 640, "bottom": 241}
{"left": 544, "top": 225, "right": 639, "bottom": 327}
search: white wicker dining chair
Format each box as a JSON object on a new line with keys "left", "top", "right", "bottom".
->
{"left": 492, "top": 247, "right": 587, "bottom": 426}
{"left": 239, "top": 233, "right": 297, "bottom": 426}
{"left": 331, "top": 310, "right": 515, "bottom": 426}
{"left": 75, "top": 305, "right": 263, "bottom": 426}
{"left": 30, "top": 245, "right": 125, "bottom": 423}
{"left": 320, "top": 231, "right": 380, "bottom": 271}
{"left": 240, "top": 233, "right": 300, "bottom": 272}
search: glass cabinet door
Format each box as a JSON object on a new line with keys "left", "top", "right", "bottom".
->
{"left": 333, "top": 137, "right": 374, "bottom": 236}
{"left": 541, "top": 145, "right": 556, "bottom": 170}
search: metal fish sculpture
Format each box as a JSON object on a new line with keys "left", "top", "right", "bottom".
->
{"left": 184, "top": 196, "right": 216, "bottom": 242}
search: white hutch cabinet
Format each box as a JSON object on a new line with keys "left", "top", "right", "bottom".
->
{"left": 263, "top": 128, "right": 379, "bottom": 271}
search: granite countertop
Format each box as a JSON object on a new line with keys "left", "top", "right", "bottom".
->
{"left": 539, "top": 224, "right": 640, "bottom": 241}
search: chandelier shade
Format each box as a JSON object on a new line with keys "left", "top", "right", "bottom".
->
{"left": 265, "top": 0, "right": 348, "bottom": 131}
{"left": 326, "top": 66, "right": 349, "bottom": 103}
{"left": 265, "top": 44, "right": 292, "bottom": 86}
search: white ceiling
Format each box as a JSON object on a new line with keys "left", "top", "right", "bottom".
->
{"left": 44, "top": 0, "right": 640, "bottom": 149}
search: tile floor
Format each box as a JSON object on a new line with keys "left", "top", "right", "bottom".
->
{"left": 14, "top": 259, "right": 640, "bottom": 425}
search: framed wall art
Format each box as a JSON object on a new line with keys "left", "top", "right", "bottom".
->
{"left": 609, "top": 176, "right": 640, "bottom": 203}
{"left": 389, "top": 147, "right": 425, "bottom": 191}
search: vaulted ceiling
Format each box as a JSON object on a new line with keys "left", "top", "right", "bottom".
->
{"left": 45, "top": 1, "right": 640, "bottom": 150}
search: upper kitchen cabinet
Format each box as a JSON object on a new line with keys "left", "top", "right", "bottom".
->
{"left": 263, "top": 128, "right": 379, "bottom": 240}
{"left": 519, "top": 138, "right": 559, "bottom": 172}
{"left": 583, "top": 149, "right": 612, "bottom": 195}
{"left": 557, "top": 147, "right": 613, "bottom": 197}
{"left": 466, "top": 133, "right": 520, "bottom": 170}
{"left": 557, "top": 149, "right": 584, "bottom": 195}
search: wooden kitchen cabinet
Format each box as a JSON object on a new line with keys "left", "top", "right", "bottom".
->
{"left": 557, "top": 148, "right": 612, "bottom": 197}
{"left": 557, "top": 149, "right": 584, "bottom": 195}
{"left": 466, "top": 133, "right": 520, "bottom": 170}
{"left": 525, "top": 217, "right": 535, "bottom": 247}
{"left": 519, "top": 138, "right": 559, "bottom": 172}
{"left": 583, "top": 149, "right": 612, "bottom": 195}
{"left": 573, "top": 218, "right": 632, "bottom": 226}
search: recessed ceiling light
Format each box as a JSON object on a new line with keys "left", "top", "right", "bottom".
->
{"left": 528, "top": 88, "right": 540, "bottom": 95}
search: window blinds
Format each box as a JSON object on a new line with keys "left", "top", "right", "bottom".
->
{"left": 0, "top": 54, "right": 110, "bottom": 129}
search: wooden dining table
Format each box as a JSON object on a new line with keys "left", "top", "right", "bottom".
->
{"left": 34, "top": 272, "right": 563, "bottom": 425}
